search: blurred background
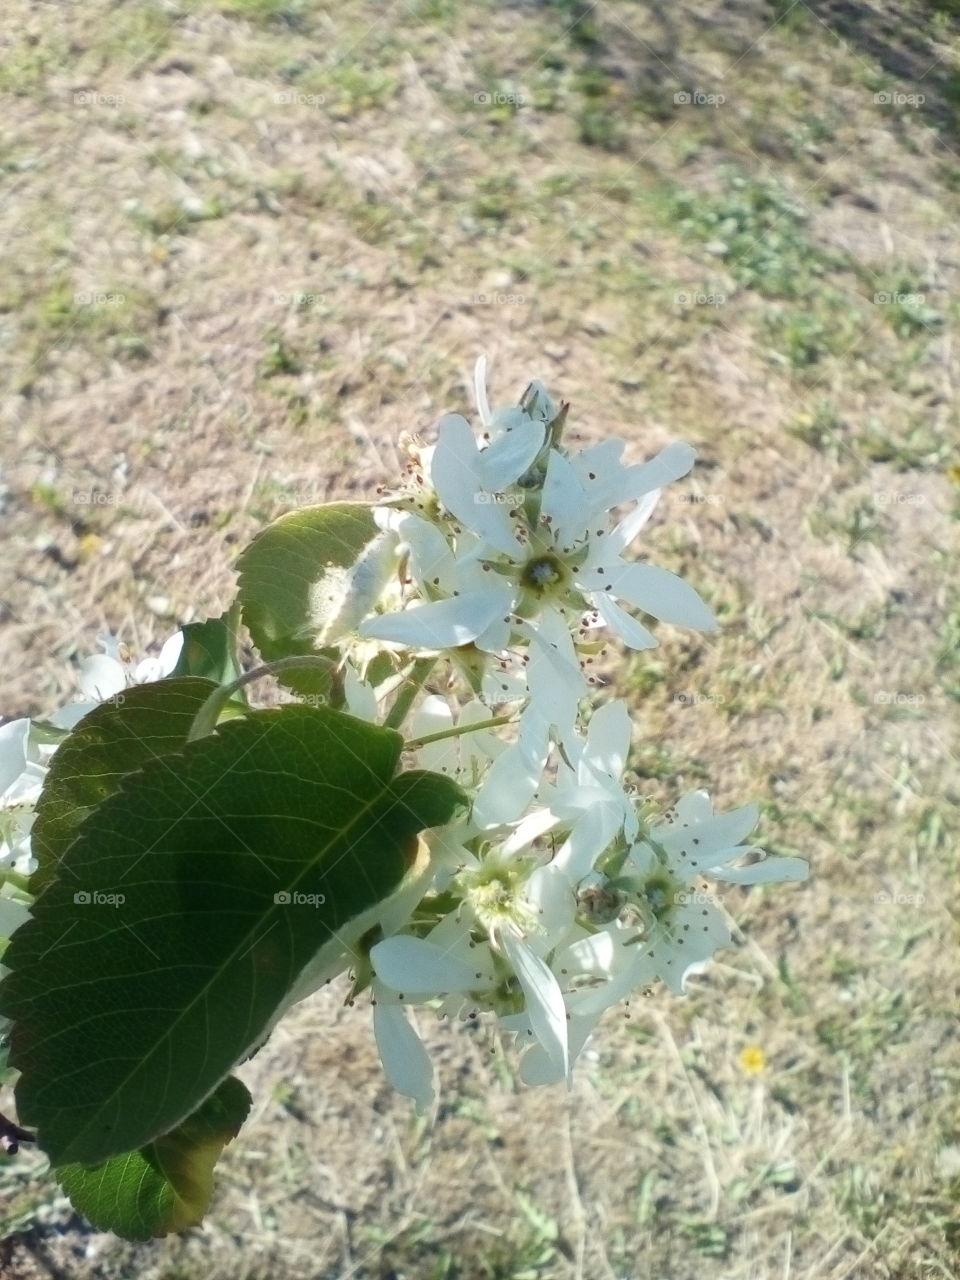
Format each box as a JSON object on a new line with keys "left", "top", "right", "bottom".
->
{"left": 1, "top": 0, "right": 958, "bottom": 1277}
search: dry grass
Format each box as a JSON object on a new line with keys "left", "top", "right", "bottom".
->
{"left": 1, "top": 0, "right": 959, "bottom": 1276}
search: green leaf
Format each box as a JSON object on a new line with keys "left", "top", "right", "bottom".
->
{"left": 56, "top": 1076, "right": 251, "bottom": 1240}
{"left": 170, "top": 609, "right": 243, "bottom": 688}
{"left": 0, "top": 704, "right": 464, "bottom": 1166}
{"left": 236, "top": 502, "right": 388, "bottom": 697}
{"left": 30, "top": 678, "right": 218, "bottom": 896}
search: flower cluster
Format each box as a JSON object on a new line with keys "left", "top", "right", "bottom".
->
{"left": 344, "top": 361, "right": 808, "bottom": 1109}
{"left": 0, "top": 361, "right": 809, "bottom": 1118}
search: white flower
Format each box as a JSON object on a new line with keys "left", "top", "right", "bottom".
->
{"left": 370, "top": 838, "right": 574, "bottom": 1107}
{"left": 409, "top": 695, "right": 504, "bottom": 787}
{"left": 520, "top": 699, "right": 639, "bottom": 881}
{"left": 608, "top": 790, "right": 809, "bottom": 993}
{"left": 360, "top": 362, "right": 716, "bottom": 659}
{"left": 50, "top": 629, "right": 184, "bottom": 729}
{"left": 470, "top": 607, "right": 586, "bottom": 827}
{"left": 0, "top": 719, "right": 52, "bottom": 875}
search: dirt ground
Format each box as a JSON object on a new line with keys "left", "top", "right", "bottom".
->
{"left": 1, "top": 0, "right": 959, "bottom": 1277}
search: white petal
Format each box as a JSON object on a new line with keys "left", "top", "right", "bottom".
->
{"left": 77, "top": 655, "right": 127, "bottom": 701}
{"left": 401, "top": 514, "right": 459, "bottom": 592}
{"left": 521, "top": 380, "right": 559, "bottom": 424}
{"left": 502, "top": 807, "right": 560, "bottom": 856}
{"left": 522, "top": 609, "right": 587, "bottom": 725}
{"left": 595, "top": 441, "right": 697, "bottom": 512}
{"left": 657, "top": 804, "right": 761, "bottom": 867}
{"left": 588, "top": 593, "right": 658, "bottom": 650}
{"left": 540, "top": 449, "right": 588, "bottom": 551}
{"left": 502, "top": 931, "right": 569, "bottom": 1078}
{"left": 0, "top": 894, "right": 31, "bottom": 937}
{"left": 471, "top": 735, "right": 547, "bottom": 828}
{"left": 518, "top": 1013, "right": 596, "bottom": 1085}
{"left": 410, "top": 695, "right": 455, "bottom": 774}
{"left": 48, "top": 701, "right": 100, "bottom": 731}
{"left": 525, "top": 864, "right": 576, "bottom": 940}
{"left": 373, "top": 996, "right": 434, "bottom": 1112}
{"left": 712, "top": 857, "right": 809, "bottom": 884}
{"left": 674, "top": 790, "right": 715, "bottom": 824}
{"left": 582, "top": 700, "right": 631, "bottom": 784}
{"left": 593, "top": 562, "right": 717, "bottom": 632}
{"left": 343, "top": 668, "right": 378, "bottom": 722}
{"left": 474, "top": 354, "right": 492, "bottom": 426}
{"left": 552, "top": 800, "right": 623, "bottom": 882}
{"left": 157, "top": 629, "right": 185, "bottom": 676}
{"left": 360, "top": 587, "right": 512, "bottom": 649}
{"left": 372, "top": 935, "right": 487, "bottom": 996}
{"left": 0, "top": 719, "right": 30, "bottom": 796}
{"left": 477, "top": 423, "right": 545, "bottom": 493}
{"left": 605, "top": 489, "right": 661, "bottom": 554}
{"left": 431, "top": 414, "right": 520, "bottom": 556}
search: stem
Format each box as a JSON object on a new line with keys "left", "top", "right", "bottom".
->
{"left": 384, "top": 656, "right": 438, "bottom": 731}
{"left": 187, "top": 655, "right": 342, "bottom": 743}
{"left": 0, "top": 870, "right": 33, "bottom": 897}
{"left": 406, "top": 712, "right": 514, "bottom": 752}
